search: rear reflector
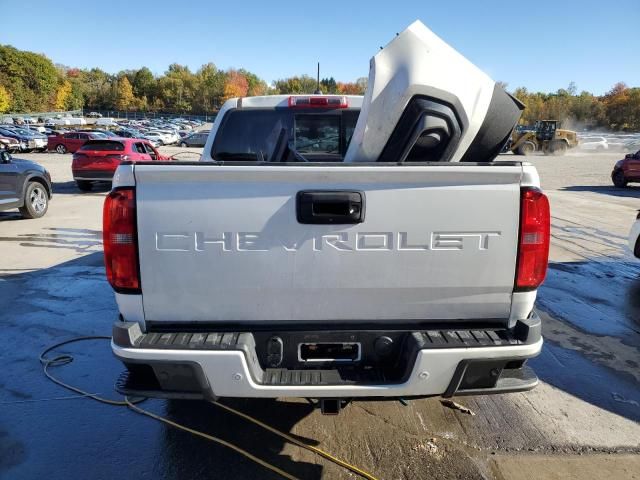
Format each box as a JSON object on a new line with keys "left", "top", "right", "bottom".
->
{"left": 515, "top": 188, "right": 550, "bottom": 291}
{"left": 288, "top": 96, "right": 348, "bottom": 108}
{"left": 103, "top": 187, "right": 140, "bottom": 293}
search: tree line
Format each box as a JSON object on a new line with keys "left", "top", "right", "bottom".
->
{"left": 1, "top": 44, "right": 639, "bottom": 131}
{"left": 511, "top": 81, "right": 640, "bottom": 131}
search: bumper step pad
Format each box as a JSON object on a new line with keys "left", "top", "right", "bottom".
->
{"left": 126, "top": 328, "right": 522, "bottom": 351}
{"left": 137, "top": 331, "right": 241, "bottom": 350}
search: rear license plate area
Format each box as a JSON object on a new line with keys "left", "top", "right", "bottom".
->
{"left": 298, "top": 342, "right": 361, "bottom": 362}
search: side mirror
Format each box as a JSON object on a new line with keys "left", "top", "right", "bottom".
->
{"left": 0, "top": 150, "right": 11, "bottom": 163}
{"left": 625, "top": 153, "right": 633, "bottom": 159}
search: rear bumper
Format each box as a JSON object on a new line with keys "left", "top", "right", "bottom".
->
{"left": 112, "top": 314, "right": 543, "bottom": 399}
{"left": 72, "top": 169, "right": 115, "bottom": 181}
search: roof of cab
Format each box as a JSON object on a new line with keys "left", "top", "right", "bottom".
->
{"left": 232, "top": 94, "right": 364, "bottom": 109}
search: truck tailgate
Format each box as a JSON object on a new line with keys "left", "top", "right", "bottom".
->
{"left": 134, "top": 163, "right": 522, "bottom": 324}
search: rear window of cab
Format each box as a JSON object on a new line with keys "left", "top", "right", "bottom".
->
{"left": 79, "top": 140, "right": 126, "bottom": 151}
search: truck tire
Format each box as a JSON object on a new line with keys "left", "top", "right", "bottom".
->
{"left": 55, "top": 144, "right": 67, "bottom": 154}
{"left": 76, "top": 180, "right": 93, "bottom": 192}
{"left": 612, "top": 170, "right": 627, "bottom": 188}
{"left": 19, "top": 181, "right": 49, "bottom": 219}
{"left": 517, "top": 142, "right": 536, "bottom": 156}
{"left": 551, "top": 141, "right": 568, "bottom": 156}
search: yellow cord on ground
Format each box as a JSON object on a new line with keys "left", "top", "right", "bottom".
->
{"left": 39, "top": 336, "right": 380, "bottom": 480}
{"left": 212, "top": 400, "right": 379, "bottom": 480}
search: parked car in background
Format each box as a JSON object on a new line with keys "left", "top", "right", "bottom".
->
{"left": 24, "top": 125, "right": 46, "bottom": 134}
{"left": 612, "top": 150, "right": 640, "bottom": 188}
{"left": 0, "top": 150, "right": 52, "bottom": 219}
{"left": 78, "top": 129, "right": 118, "bottom": 137}
{"left": 96, "top": 117, "right": 118, "bottom": 127}
{"left": 0, "top": 127, "right": 47, "bottom": 152}
{"left": 2, "top": 117, "right": 14, "bottom": 125}
{"left": 179, "top": 131, "right": 209, "bottom": 147}
{"left": 48, "top": 131, "right": 107, "bottom": 154}
{"left": 141, "top": 132, "right": 166, "bottom": 146}
{"left": 0, "top": 135, "right": 22, "bottom": 153}
{"left": 114, "top": 129, "right": 142, "bottom": 138}
{"left": 149, "top": 129, "right": 178, "bottom": 144}
{"left": 579, "top": 136, "right": 608, "bottom": 151}
{"left": 72, "top": 138, "right": 169, "bottom": 191}
{"left": 87, "top": 112, "right": 103, "bottom": 118}
{"left": 23, "top": 117, "right": 37, "bottom": 124}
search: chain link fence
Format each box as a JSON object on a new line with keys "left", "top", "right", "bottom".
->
{"left": 1, "top": 110, "right": 82, "bottom": 123}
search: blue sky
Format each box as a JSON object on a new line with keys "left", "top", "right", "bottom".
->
{"left": 3, "top": 0, "right": 639, "bottom": 95}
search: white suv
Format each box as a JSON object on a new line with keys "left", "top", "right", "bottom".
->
{"left": 579, "top": 136, "right": 608, "bottom": 151}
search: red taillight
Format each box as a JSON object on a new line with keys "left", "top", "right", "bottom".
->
{"left": 515, "top": 188, "right": 550, "bottom": 291}
{"left": 288, "top": 96, "right": 348, "bottom": 108}
{"left": 103, "top": 188, "right": 140, "bottom": 292}
{"left": 106, "top": 154, "right": 128, "bottom": 161}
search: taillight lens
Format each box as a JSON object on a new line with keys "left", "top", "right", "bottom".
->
{"left": 515, "top": 188, "right": 550, "bottom": 291}
{"left": 103, "top": 188, "right": 140, "bottom": 293}
{"left": 288, "top": 96, "right": 348, "bottom": 108}
{"left": 106, "top": 154, "right": 128, "bottom": 161}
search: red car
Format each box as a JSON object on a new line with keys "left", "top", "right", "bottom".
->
{"left": 612, "top": 150, "right": 640, "bottom": 188}
{"left": 48, "top": 131, "right": 107, "bottom": 154}
{"left": 0, "top": 135, "right": 21, "bottom": 153}
{"left": 72, "top": 138, "right": 168, "bottom": 191}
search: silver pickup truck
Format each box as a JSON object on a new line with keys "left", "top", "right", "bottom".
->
{"left": 106, "top": 21, "right": 549, "bottom": 413}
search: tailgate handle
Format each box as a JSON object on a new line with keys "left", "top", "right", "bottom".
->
{"left": 296, "top": 191, "right": 364, "bottom": 224}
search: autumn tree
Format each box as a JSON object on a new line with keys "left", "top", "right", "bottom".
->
{"left": 239, "top": 69, "right": 267, "bottom": 97}
{"left": 222, "top": 70, "right": 249, "bottom": 102}
{"left": 273, "top": 75, "right": 317, "bottom": 94}
{"left": 320, "top": 77, "right": 337, "bottom": 93}
{"left": 0, "top": 85, "right": 10, "bottom": 113}
{"left": 0, "top": 45, "right": 59, "bottom": 111}
{"left": 336, "top": 81, "right": 364, "bottom": 95}
{"left": 54, "top": 80, "right": 72, "bottom": 110}
{"left": 132, "top": 67, "right": 156, "bottom": 100}
{"left": 194, "top": 63, "right": 226, "bottom": 110}
{"left": 115, "top": 76, "right": 135, "bottom": 110}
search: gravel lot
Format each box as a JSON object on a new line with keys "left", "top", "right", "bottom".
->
{"left": 0, "top": 149, "right": 638, "bottom": 479}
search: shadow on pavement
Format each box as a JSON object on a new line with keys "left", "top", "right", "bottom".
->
{"left": 0, "top": 211, "right": 23, "bottom": 221}
{"left": 561, "top": 185, "right": 640, "bottom": 198}
{"left": 159, "top": 398, "right": 321, "bottom": 479}
{"left": 533, "top": 259, "right": 640, "bottom": 423}
{"left": 52, "top": 181, "right": 111, "bottom": 195}
{"left": 0, "top": 253, "right": 322, "bottom": 480}
{"left": 0, "top": 227, "right": 102, "bottom": 257}
{"left": 531, "top": 341, "right": 640, "bottom": 423}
